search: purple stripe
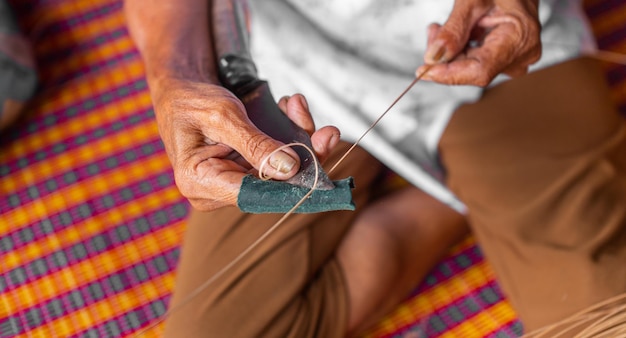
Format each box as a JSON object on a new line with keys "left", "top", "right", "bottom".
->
{"left": 437, "top": 283, "right": 501, "bottom": 325}
{"left": 39, "top": 47, "right": 140, "bottom": 88}
{"left": 585, "top": 0, "right": 626, "bottom": 20}
{"left": 47, "top": 1, "right": 122, "bottom": 34}
{"left": 605, "top": 65, "right": 626, "bottom": 87}
{"left": 410, "top": 245, "right": 485, "bottom": 296}
{"left": 0, "top": 76, "right": 147, "bottom": 143}
{"left": 9, "top": 0, "right": 121, "bottom": 37}
{"left": 0, "top": 105, "right": 154, "bottom": 177}
{"left": 595, "top": 27, "right": 626, "bottom": 52}
{"left": 392, "top": 281, "right": 509, "bottom": 337}
{"left": 1, "top": 136, "right": 165, "bottom": 215}
{"left": 0, "top": 199, "right": 186, "bottom": 292}
{"left": 1, "top": 168, "right": 179, "bottom": 254}
{"left": 40, "top": 27, "right": 127, "bottom": 65}
{"left": 0, "top": 248, "right": 179, "bottom": 333}
{"left": 70, "top": 295, "right": 172, "bottom": 338}
{"left": 485, "top": 319, "right": 524, "bottom": 338}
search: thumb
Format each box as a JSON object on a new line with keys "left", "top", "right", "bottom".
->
{"left": 424, "top": 2, "right": 489, "bottom": 64}
{"left": 231, "top": 124, "right": 301, "bottom": 180}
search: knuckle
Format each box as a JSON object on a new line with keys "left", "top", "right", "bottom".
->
{"left": 173, "top": 171, "right": 195, "bottom": 199}
{"left": 475, "top": 75, "right": 491, "bottom": 87}
{"left": 244, "top": 133, "right": 273, "bottom": 162}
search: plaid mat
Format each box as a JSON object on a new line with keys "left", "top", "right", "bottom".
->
{"left": 1, "top": 1, "right": 624, "bottom": 337}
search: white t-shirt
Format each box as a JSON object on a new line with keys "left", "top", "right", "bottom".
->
{"left": 248, "top": 0, "right": 596, "bottom": 212}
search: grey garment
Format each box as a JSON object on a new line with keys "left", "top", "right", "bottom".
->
{"left": 0, "top": 51, "right": 38, "bottom": 101}
{"left": 0, "top": 0, "right": 19, "bottom": 34}
{"left": 249, "top": 0, "right": 595, "bottom": 213}
{"left": 0, "top": 0, "right": 37, "bottom": 122}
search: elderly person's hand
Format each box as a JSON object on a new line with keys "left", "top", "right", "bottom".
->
{"left": 125, "top": 0, "right": 339, "bottom": 211}
{"left": 417, "top": 0, "right": 541, "bottom": 87}
{"left": 150, "top": 78, "right": 339, "bottom": 211}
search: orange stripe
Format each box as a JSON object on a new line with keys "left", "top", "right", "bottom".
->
{"left": 364, "top": 260, "right": 497, "bottom": 337}
{"left": 0, "top": 90, "right": 151, "bottom": 166}
{"left": 0, "top": 116, "right": 159, "bottom": 195}
{"left": 447, "top": 236, "right": 476, "bottom": 256}
{"left": 587, "top": 5, "right": 626, "bottom": 39}
{"left": 0, "top": 184, "right": 182, "bottom": 277}
{"left": 440, "top": 302, "right": 517, "bottom": 338}
{"left": 12, "top": 258, "right": 174, "bottom": 337}
{"left": 0, "top": 57, "right": 147, "bottom": 163}
{"left": 43, "top": 35, "right": 137, "bottom": 83}
{"left": 14, "top": 257, "right": 178, "bottom": 338}
{"left": 137, "top": 322, "right": 166, "bottom": 338}
{"left": 2, "top": 220, "right": 184, "bottom": 322}
{"left": 37, "top": 6, "right": 126, "bottom": 56}
{"left": 1, "top": 148, "right": 169, "bottom": 237}
{"left": 32, "top": 0, "right": 119, "bottom": 39}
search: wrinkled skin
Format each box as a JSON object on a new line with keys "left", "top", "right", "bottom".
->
{"left": 419, "top": 0, "right": 541, "bottom": 86}
{"left": 151, "top": 77, "right": 340, "bottom": 211}
{"left": 125, "top": 0, "right": 541, "bottom": 211}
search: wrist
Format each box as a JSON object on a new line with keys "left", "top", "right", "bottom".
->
{"left": 144, "top": 53, "right": 220, "bottom": 89}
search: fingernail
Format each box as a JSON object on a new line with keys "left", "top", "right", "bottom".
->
{"left": 269, "top": 151, "right": 297, "bottom": 174}
{"left": 298, "top": 95, "right": 309, "bottom": 111}
{"left": 330, "top": 132, "right": 340, "bottom": 147}
{"left": 279, "top": 96, "right": 290, "bottom": 105}
{"left": 425, "top": 41, "right": 446, "bottom": 64}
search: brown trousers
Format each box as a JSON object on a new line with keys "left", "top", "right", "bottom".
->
{"left": 164, "top": 58, "right": 626, "bottom": 337}
{"left": 440, "top": 57, "right": 626, "bottom": 331}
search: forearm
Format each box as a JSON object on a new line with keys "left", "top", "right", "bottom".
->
{"left": 124, "top": 0, "right": 219, "bottom": 87}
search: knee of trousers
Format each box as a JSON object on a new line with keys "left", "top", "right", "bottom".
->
{"left": 439, "top": 57, "right": 624, "bottom": 219}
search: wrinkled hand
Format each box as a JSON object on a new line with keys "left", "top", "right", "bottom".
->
{"left": 417, "top": 0, "right": 541, "bottom": 87}
{"left": 151, "top": 78, "right": 340, "bottom": 211}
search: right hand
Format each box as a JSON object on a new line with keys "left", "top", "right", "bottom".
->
{"left": 151, "top": 78, "right": 340, "bottom": 211}
{"left": 417, "top": 0, "right": 541, "bottom": 87}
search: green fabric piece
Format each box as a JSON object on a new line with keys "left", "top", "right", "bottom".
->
{"left": 237, "top": 175, "right": 355, "bottom": 214}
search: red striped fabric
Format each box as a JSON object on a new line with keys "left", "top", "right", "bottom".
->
{"left": 0, "top": 0, "right": 624, "bottom": 337}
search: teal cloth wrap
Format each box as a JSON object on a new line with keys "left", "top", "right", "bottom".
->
{"left": 237, "top": 175, "right": 355, "bottom": 213}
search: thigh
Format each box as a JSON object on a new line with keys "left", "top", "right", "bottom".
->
{"left": 163, "top": 142, "right": 386, "bottom": 338}
{"left": 440, "top": 57, "right": 626, "bottom": 331}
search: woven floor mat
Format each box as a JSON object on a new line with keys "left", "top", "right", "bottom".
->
{"left": 1, "top": 0, "right": 625, "bottom": 337}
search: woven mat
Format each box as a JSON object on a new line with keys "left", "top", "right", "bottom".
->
{"left": 1, "top": 1, "right": 624, "bottom": 337}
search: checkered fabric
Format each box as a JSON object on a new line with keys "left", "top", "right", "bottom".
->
{"left": 0, "top": 0, "right": 624, "bottom": 337}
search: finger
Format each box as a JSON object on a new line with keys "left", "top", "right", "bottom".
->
{"left": 422, "top": 45, "right": 504, "bottom": 87}
{"left": 310, "top": 125, "right": 341, "bottom": 163}
{"left": 278, "top": 94, "right": 315, "bottom": 135}
{"left": 427, "top": 23, "right": 441, "bottom": 47}
{"left": 421, "top": 22, "right": 525, "bottom": 86}
{"left": 478, "top": 13, "right": 542, "bottom": 70}
{"left": 225, "top": 150, "right": 254, "bottom": 170}
{"left": 424, "top": 1, "right": 489, "bottom": 64}
{"left": 176, "top": 156, "right": 247, "bottom": 211}
{"left": 421, "top": 57, "right": 494, "bottom": 87}
{"left": 227, "top": 120, "right": 302, "bottom": 180}
{"left": 187, "top": 168, "right": 246, "bottom": 211}
{"left": 277, "top": 95, "right": 290, "bottom": 113}
{"left": 284, "top": 94, "right": 315, "bottom": 135}
{"left": 203, "top": 92, "right": 302, "bottom": 180}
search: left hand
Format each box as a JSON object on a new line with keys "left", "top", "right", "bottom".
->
{"left": 417, "top": 0, "right": 542, "bottom": 87}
